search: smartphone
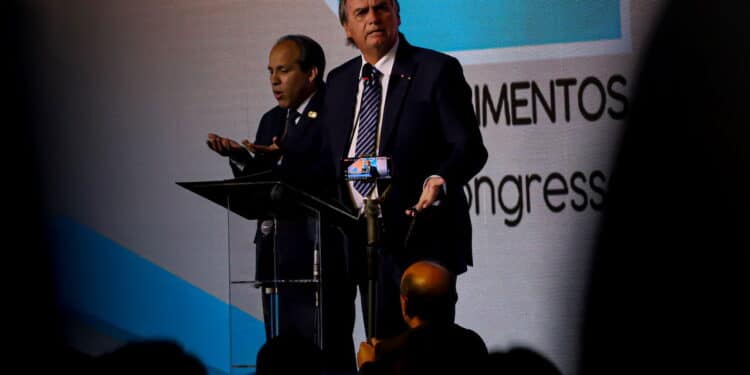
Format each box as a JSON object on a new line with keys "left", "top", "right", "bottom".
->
{"left": 342, "top": 156, "right": 391, "bottom": 181}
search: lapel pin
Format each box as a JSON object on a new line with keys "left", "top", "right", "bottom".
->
{"left": 307, "top": 111, "right": 318, "bottom": 119}
{"left": 399, "top": 73, "right": 412, "bottom": 80}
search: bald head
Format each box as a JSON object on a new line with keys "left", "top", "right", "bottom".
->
{"left": 400, "top": 261, "right": 457, "bottom": 324}
{"left": 400, "top": 261, "right": 453, "bottom": 297}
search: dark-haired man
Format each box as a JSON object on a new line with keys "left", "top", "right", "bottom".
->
{"left": 208, "top": 34, "right": 328, "bottom": 183}
{"left": 206, "top": 35, "right": 331, "bottom": 346}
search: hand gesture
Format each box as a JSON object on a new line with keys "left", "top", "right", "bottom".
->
{"left": 242, "top": 136, "right": 281, "bottom": 155}
{"left": 206, "top": 133, "right": 247, "bottom": 158}
{"left": 406, "top": 176, "right": 446, "bottom": 216}
{"left": 357, "top": 337, "right": 380, "bottom": 368}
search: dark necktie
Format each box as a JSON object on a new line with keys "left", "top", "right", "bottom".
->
{"left": 281, "top": 108, "right": 299, "bottom": 143}
{"left": 353, "top": 63, "right": 381, "bottom": 197}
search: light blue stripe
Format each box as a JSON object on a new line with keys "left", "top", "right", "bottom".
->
{"left": 359, "top": 119, "right": 376, "bottom": 133}
{"left": 49, "top": 217, "right": 266, "bottom": 373}
{"left": 397, "top": 0, "right": 621, "bottom": 52}
{"left": 361, "top": 97, "right": 378, "bottom": 110}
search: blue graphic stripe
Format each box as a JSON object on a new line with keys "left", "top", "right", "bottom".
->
{"left": 398, "top": 0, "right": 621, "bottom": 51}
{"left": 49, "top": 217, "right": 266, "bottom": 373}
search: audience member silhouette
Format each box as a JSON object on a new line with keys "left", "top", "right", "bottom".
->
{"left": 94, "top": 340, "right": 207, "bottom": 374}
{"left": 256, "top": 333, "right": 322, "bottom": 375}
{"left": 579, "top": 1, "right": 749, "bottom": 374}
{"left": 486, "top": 347, "right": 562, "bottom": 375}
{"left": 357, "top": 261, "right": 488, "bottom": 374}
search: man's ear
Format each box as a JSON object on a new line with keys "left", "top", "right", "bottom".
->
{"left": 307, "top": 66, "right": 318, "bottom": 84}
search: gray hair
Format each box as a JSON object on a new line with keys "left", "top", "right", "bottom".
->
{"left": 338, "top": 0, "right": 400, "bottom": 25}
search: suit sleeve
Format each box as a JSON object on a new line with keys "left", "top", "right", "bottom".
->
{"left": 228, "top": 151, "right": 253, "bottom": 177}
{"left": 230, "top": 111, "right": 279, "bottom": 177}
{"left": 434, "top": 57, "right": 488, "bottom": 186}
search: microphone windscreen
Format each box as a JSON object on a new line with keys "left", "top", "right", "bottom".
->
{"left": 260, "top": 219, "right": 274, "bottom": 236}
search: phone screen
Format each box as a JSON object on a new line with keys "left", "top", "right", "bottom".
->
{"left": 343, "top": 156, "right": 391, "bottom": 181}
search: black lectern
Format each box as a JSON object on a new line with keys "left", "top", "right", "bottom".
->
{"left": 177, "top": 171, "right": 357, "bottom": 370}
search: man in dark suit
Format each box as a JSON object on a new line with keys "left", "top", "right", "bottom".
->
{"left": 321, "top": 0, "right": 487, "bottom": 367}
{"left": 356, "top": 261, "right": 488, "bottom": 374}
{"left": 206, "top": 35, "right": 329, "bottom": 347}
{"left": 207, "top": 35, "right": 328, "bottom": 187}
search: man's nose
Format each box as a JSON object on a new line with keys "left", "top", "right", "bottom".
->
{"left": 365, "top": 8, "right": 379, "bottom": 24}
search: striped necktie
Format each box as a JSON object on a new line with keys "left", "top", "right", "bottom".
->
{"left": 353, "top": 63, "right": 381, "bottom": 197}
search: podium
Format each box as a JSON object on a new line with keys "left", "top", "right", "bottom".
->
{"left": 177, "top": 171, "right": 357, "bottom": 371}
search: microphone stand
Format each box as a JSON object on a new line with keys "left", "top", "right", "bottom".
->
{"left": 364, "top": 185, "right": 390, "bottom": 341}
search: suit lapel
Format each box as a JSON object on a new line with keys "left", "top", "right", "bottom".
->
{"left": 269, "top": 107, "right": 286, "bottom": 142}
{"left": 295, "top": 88, "right": 324, "bottom": 134}
{"left": 380, "top": 41, "right": 415, "bottom": 153}
{"left": 336, "top": 60, "right": 361, "bottom": 158}
{"left": 293, "top": 112, "right": 311, "bottom": 137}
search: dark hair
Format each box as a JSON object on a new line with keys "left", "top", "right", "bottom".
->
{"left": 275, "top": 35, "right": 326, "bottom": 88}
{"left": 338, "top": 0, "right": 401, "bottom": 25}
{"left": 401, "top": 267, "right": 458, "bottom": 323}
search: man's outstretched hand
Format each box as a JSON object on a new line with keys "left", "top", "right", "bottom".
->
{"left": 206, "top": 133, "right": 248, "bottom": 159}
{"left": 243, "top": 136, "right": 281, "bottom": 154}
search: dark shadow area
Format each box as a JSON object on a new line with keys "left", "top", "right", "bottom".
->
{"left": 93, "top": 340, "right": 207, "bottom": 374}
{"left": 486, "top": 347, "right": 562, "bottom": 375}
{"left": 580, "top": 1, "right": 749, "bottom": 373}
{"left": 4, "top": 0, "right": 72, "bottom": 371}
{"left": 256, "top": 333, "right": 323, "bottom": 375}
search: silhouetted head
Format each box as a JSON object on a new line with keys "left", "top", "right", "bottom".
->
{"left": 400, "top": 260, "right": 458, "bottom": 326}
{"left": 486, "top": 347, "right": 562, "bottom": 375}
{"left": 95, "top": 340, "right": 207, "bottom": 375}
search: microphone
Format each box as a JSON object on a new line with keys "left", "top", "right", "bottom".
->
{"left": 270, "top": 184, "right": 285, "bottom": 201}
{"left": 313, "top": 248, "right": 320, "bottom": 281}
{"left": 362, "top": 63, "right": 373, "bottom": 81}
{"left": 403, "top": 206, "right": 420, "bottom": 249}
{"left": 260, "top": 220, "right": 274, "bottom": 236}
{"left": 313, "top": 247, "right": 320, "bottom": 307}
